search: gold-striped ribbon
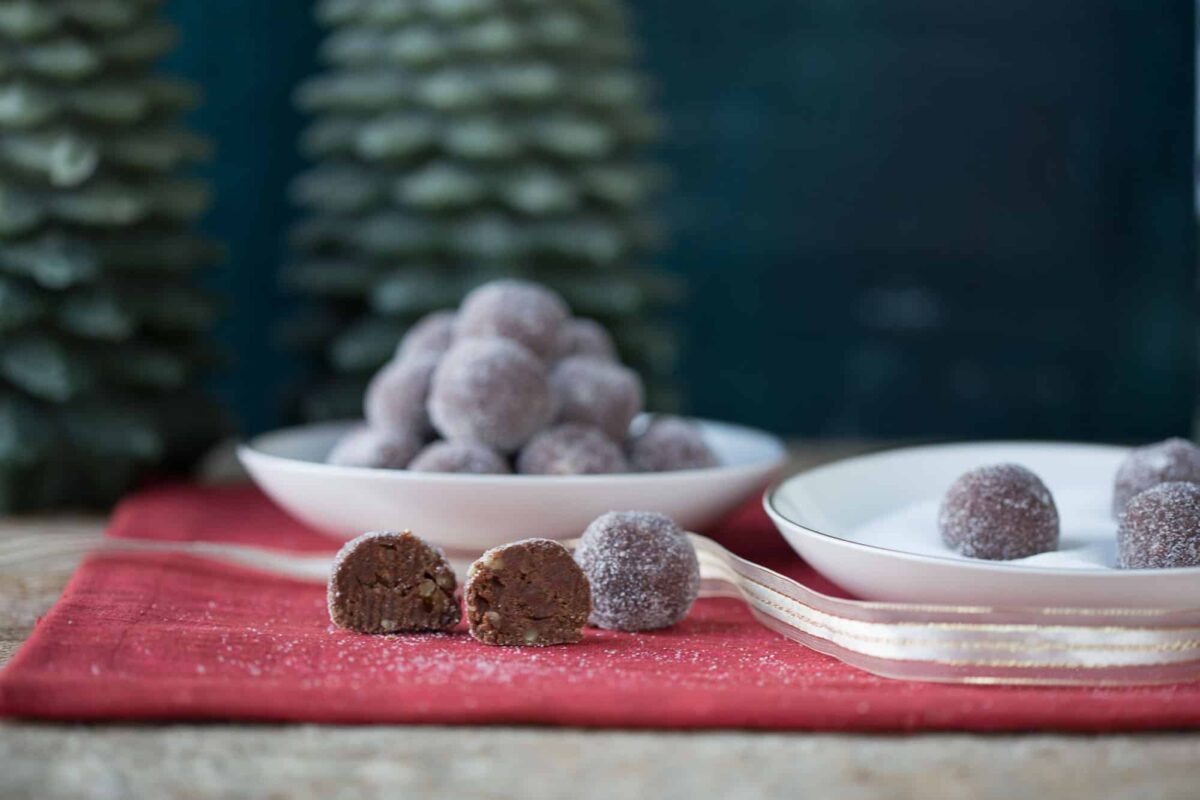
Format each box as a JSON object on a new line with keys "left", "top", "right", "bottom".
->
{"left": 688, "top": 535, "right": 1200, "bottom": 685}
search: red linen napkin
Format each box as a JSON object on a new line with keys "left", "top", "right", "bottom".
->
{"left": 2, "top": 484, "right": 1200, "bottom": 730}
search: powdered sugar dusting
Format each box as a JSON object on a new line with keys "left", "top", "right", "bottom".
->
{"left": 574, "top": 511, "right": 699, "bottom": 631}
{"left": 1117, "top": 482, "right": 1200, "bottom": 568}
{"left": 1112, "top": 438, "right": 1200, "bottom": 517}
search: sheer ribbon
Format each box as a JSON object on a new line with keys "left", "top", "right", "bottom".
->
{"left": 12, "top": 531, "right": 1199, "bottom": 685}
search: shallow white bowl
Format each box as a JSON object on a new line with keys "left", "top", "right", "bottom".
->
{"left": 765, "top": 441, "right": 1200, "bottom": 608}
{"left": 239, "top": 418, "right": 785, "bottom": 553}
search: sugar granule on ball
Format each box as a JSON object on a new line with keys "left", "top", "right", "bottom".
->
{"left": 550, "top": 356, "right": 643, "bottom": 441}
{"left": 328, "top": 530, "right": 460, "bottom": 633}
{"left": 326, "top": 425, "right": 421, "bottom": 469}
{"left": 574, "top": 511, "right": 699, "bottom": 631}
{"left": 628, "top": 416, "right": 718, "bottom": 472}
{"left": 1112, "top": 437, "right": 1200, "bottom": 518}
{"left": 1117, "top": 482, "right": 1200, "bottom": 569}
{"left": 396, "top": 309, "right": 456, "bottom": 360}
{"left": 555, "top": 317, "right": 617, "bottom": 362}
{"left": 937, "top": 463, "right": 1059, "bottom": 560}
{"left": 455, "top": 279, "right": 569, "bottom": 360}
{"left": 427, "top": 337, "right": 555, "bottom": 452}
{"left": 408, "top": 440, "right": 511, "bottom": 474}
{"left": 364, "top": 352, "right": 439, "bottom": 436}
{"left": 516, "top": 423, "right": 628, "bottom": 475}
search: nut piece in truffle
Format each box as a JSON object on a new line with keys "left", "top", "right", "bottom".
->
{"left": 364, "top": 352, "right": 439, "bottom": 436}
{"left": 555, "top": 317, "right": 618, "bottom": 363}
{"left": 408, "top": 440, "right": 511, "bottom": 474}
{"left": 628, "top": 416, "right": 718, "bottom": 472}
{"left": 465, "top": 539, "right": 591, "bottom": 646}
{"left": 427, "top": 337, "right": 555, "bottom": 452}
{"left": 1117, "top": 482, "right": 1200, "bottom": 569}
{"left": 550, "top": 356, "right": 643, "bottom": 441}
{"left": 455, "top": 279, "right": 569, "bottom": 360}
{"left": 328, "top": 531, "right": 461, "bottom": 633}
{"left": 396, "top": 309, "right": 456, "bottom": 360}
{"left": 326, "top": 425, "right": 422, "bottom": 469}
{"left": 574, "top": 511, "right": 699, "bottom": 631}
{"left": 517, "top": 423, "right": 628, "bottom": 475}
{"left": 1112, "top": 438, "right": 1200, "bottom": 518}
{"left": 938, "top": 463, "right": 1060, "bottom": 560}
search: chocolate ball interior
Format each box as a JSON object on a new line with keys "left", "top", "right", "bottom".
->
{"left": 328, "top": 531, "right": 460, "bottom": 633}
{"left": 465, "top": 538, "right": 590, "bottom": 646}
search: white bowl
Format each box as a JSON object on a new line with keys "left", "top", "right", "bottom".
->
{"left": 765, "top": 441, "right": 1200, "bottom": 608}
{"left": 239, "top": 418, "right": 786, "bottom": 553}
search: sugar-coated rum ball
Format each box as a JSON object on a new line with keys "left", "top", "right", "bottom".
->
{"left": 574, "top": 511, "right": 699, "bottom": 631}
{"left": 1117, "top": 482, "right": 1200, "bottom": 569}
{"left": 1112, "top": 438, "right": 1200, "bottom": 518}
{"left": 516, "top": 423, "right": 628, "bottom": 475}
{"left": 363, "top": 352, "right": 439, "bottom": 436}
{"left": 427, "top": 337, "right": 555, "bottom": 452}
{"left": 395, "top": 310, "right": 456, "bottom": 360}
{"left": 326, "top": 425, "right": 422, "bottom": 469}
{"left": 938, "top": 464, "right": 1059, "bottom": 560}
{"left": 628, "top": 416, "right": 718, "bottom": 472}
{"left": 407, "top": 440, "right": 511, "bottom": 474}
{"left": 455, "top": 279, "right": 569, "bottom": 360}
{"left": 550, "top": 356, "right": 643, "bottom": 441}
{"left": 555, "top": 317, "right": 618, "bottom": 363}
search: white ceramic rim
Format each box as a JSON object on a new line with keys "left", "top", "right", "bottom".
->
{"left": 239, "top": 417, "right": 787, "bottom": 486}
{"left": 763, "top": 440, "right": 1200, "bottom": 578}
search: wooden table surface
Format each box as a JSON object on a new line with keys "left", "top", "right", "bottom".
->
{"left": 1, "top": 443, "right": 1197, "bottom": 799}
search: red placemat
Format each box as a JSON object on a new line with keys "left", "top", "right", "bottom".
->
{"left": 3, "top": 484, "right": 1200, "bottom": 730}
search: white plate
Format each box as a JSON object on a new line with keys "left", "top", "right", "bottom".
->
{"left": 239, "top": 418, "right": 786, "bottom": 553}
{"left": 765, "top": 441, "right": 1200, "bottom": 608}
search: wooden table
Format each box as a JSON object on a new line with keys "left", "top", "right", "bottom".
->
{"left": 1, "top": 444, "right": 1197, "bottom": 799}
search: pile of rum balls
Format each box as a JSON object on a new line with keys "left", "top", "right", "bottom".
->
{"left": 938, "top": 437, "right": 1200, "bottom": 568}
{"left": 327, "top": 510, "right": 700, "bottom": 646}
{"left": 326, "top": 279, "right": 717, "bottom": 475}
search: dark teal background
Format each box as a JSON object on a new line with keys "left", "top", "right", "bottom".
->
{"left": 164, "top": 0, "right": 1197, "bottom": 439}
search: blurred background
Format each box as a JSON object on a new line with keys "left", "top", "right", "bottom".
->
{"left": 168, "top": 0, "right": 1196, "bottom": 439}
{"left": 0, "top": 0, "right": 1194, "bottom": 508}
